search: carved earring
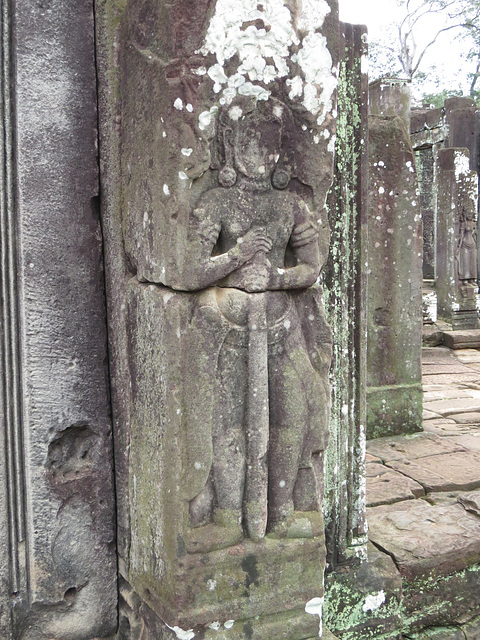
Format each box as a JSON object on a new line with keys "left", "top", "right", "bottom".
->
{"left": 272, "top": 168, "right": 290, "bottom": 190}
{"left": 219, "top": 131, "right": 237, "bottom": 188}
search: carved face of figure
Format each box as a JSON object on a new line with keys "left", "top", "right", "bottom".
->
{"left": 232, "top": 117, "right": 282, "bottom": 179}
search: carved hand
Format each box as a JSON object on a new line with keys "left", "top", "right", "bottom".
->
{"left": 236, "top": 227, "right": 273, "bottom": 264}
{"left": 241, "top": 255, "right": 271, "bottom": 293}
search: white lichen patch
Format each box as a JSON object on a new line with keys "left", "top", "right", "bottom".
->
{"left": 174, "top": 98, "right": 184, "bottom": 111}
{"left": 165, "top": 623, "right": 195, "bottom": 640}
{"left": 454, "top": 151, "right": 470, "bottom": 179}
{"left": 199, "top": 105, "right": 219, "bottom": 132}
{"left": 181, "top": 148, "right": 193, "bottom": 156}
{"left": 305, "top": 596, "right": 324, "bottom": 637}
{"left": 224, "top": 620, "right": 235, "bottom": 629}
{"left": 362, "top": 590, "right": 386, "bottom": 613}
{"left": 163, "top": 184, "right": 170, "bottom": 196}
{"left": 208, "top": 622, "right": 221, "bottom": 630}
{"left": 199, "top": 0, "right": 336, "bottom": 125}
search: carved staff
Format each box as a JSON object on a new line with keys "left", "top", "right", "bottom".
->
{"left": 245, "top": 291, "right": 269, "bottom": 540}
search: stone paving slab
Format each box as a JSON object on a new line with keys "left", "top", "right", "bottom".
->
{"left": 458, "top": 490, "right": 480, "bottom": 516}
{"left": 387, "top": 450, "right": 480, "bottom": 492}
{"left": 451, "top": 412, "right": 480, "bottom": 424}
{"left": 368, "top": 500, "right": 480, "bottom": 580}
{"left": 423, "top": 373, "right": 480, "bottom": 385}
{"left": 424, "top": 388, "right": 480, "bottom": 401}
{"left": 422, "top": 347, "right": 461, "bottom": 363}
{"left": 423, "top": 419, "right": 472, "bottom": 437}
{"left": 455, "top": 350, "right": 480, "bottom": 364}
{"left": 446, "top": 432, "right": 480, "bottom": 452}
{"left": 367, "top": 432, "right": 465, "bottom": 462}
{"left": 367, "top": 468, "right": 425, "bottom": 507}
{"left": 366, "top": 462, "right": 389, "bottom": 477}
{"left": 423, "top": 410, "right": 442, "bottom": 420}
{"left": 422, "top": 364, "right": 476, "bottom": 375}
{"left": 423, "top": 398, "right": 480, "bottom": 416}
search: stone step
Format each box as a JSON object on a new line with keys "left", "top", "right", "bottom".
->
{"left": 442, "top": 330, "right": 480, "bottom": 350}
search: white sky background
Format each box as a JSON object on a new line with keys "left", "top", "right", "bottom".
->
{"left": 339, "top": 0, "right": 474, "bottom": 100}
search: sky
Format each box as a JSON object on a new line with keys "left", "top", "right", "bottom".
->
{"left": 338, "top": 0, "right": 474, "bottom": 99}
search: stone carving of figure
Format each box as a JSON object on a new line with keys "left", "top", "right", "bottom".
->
{"left": 181, "top": 96, "right": 332, "bottom": 552}
{"left": 456, "top": 211, "right": 477, "bottom": 282}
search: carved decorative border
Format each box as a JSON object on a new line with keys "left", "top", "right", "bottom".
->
{"left": 1, "top": 0, "right": 26, "bottom": 599}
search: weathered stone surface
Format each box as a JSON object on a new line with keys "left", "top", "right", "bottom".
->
{"left": 443, "top": 331, "right": 480, "bottom": 350}
{"left": 367, "top": 469, "right": 424, "bottom": 507}
{"left": 445, "top": 97, "right": 479, "bottom": 172}
{"left": 411, "top": 107, "right": 443, "bottom": 135}
{"left": 323, "top": 21, "right": 369, "bottom": 567}
{"left": 406, "top": 627, "right": 466, "bottom": 639}
{"left": 367, "top": 432, "right": 464, "bottom": 463}
{"left": 458, "top": 490, "right": 480, "bottom": 516}
{"left": 324, "top": 543, "right": 403, "bottom": 640}
{"left": 368, "top": 500, "right": 480, "bottom": 580}
{"left": 0, "top": 0, "right": 117, "bottom": 636}
{"left": 402, "top": 564, "right": 480, "bottom": 632}
{"left": 423, "top": 410, "right": 442, "bottom": 420}
{"left": 423, "top": 398, "right": 480, "bottom": 416}
{"left": 423, "top": 374, "right": 480, "bottom": 386}
{"left": 455, "top": 350, "right": 480, "bottom": 364}
{"left": 369, "top": 78, "right": 412, "bottom": 127}
{"left": 96, "top": 0, "right": 343, "bottom": 635}
{"left": 436, "top": 148, "right": 479, "bottom": 329}
{"left": 367, "top": 114, "right": 423, "bottom": 438}
{"left": 447, "top": 432, "right": 480, "bottom": 452}
{"left": 422, "top": 327, "right": 443, "bottom": 347}
{"left": 464, "top": 617, "right": 480, "bottom": 639}
{"left": 452, "top": 413, "right": 480, "bottom": 424}
{"left": 387, "top": 450, "right": 480, "bottom": 492}
{"left": 416, "top": 146, "right": 435, "bottom": 279}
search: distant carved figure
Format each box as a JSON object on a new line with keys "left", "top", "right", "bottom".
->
{"left": 182, "top": 96, "right": 332, "bottom": 552}
{"left": 456, "top": 215, "right": 477, "bottom": 282}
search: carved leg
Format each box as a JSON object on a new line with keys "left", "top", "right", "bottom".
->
{"left": 267, "top": 343, "right": 306, "bottom": 532}
{"left": 212, "top": 344, "right": 247, "bottom": 526}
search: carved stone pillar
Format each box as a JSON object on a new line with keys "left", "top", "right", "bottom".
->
{"left": 436, "top": 148, "right": 479, "bottom": 330}
{"left": 324, "top": 22, "right": 368, "bottom": 568}
{"left": 96, "top": 0, "right": 340, "bottom": 637}
{"left": 0, "top": 0, "right": 117, "bottom": 638}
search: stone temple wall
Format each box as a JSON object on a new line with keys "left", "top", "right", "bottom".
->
{"left": 0, "top": 1, "right": 371, "bottom": 638}
{"left": 0, "top": 0, "right": 117, "bottom": 638}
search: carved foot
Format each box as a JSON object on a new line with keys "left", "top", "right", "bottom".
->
{"left": 186, "top": 509, "right": 243, "bottom": 554}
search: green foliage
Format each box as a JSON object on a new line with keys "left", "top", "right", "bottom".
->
{"left": 420, "top": 88, "right": 463, "bottom": 107}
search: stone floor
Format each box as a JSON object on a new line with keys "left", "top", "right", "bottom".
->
{"left": 366, "top": 346, "right": 480, "bottom": 639}
{"left": 325, "top": 345, "right": 480, "bottom": 640}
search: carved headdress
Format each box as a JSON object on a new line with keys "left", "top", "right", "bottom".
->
{"left": 212, "top": 95, "right": 295, "bottom": 190}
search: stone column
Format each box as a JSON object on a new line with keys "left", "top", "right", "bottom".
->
{"left": 444, "top": 97, "right": 479, "bottom": 171}
{"left": 324, "top": 22, "right": 368, "bottom": 568}
{"left": 367, "top": 114, "right": 423, "bottom": 439}
{"left": 436, "top": 148, "right": 479, "bottom": 330}
{"left": 416, "top": 146, "right": 436, "bottom": 280}
{"left": 1, "top": 0, "right": 117, "bottom": 637}
{"left": 369, "top": 77, "right": 412, "bottom": 129}
{"left": 96, "top": 0, "right": 340, "bottom": 637}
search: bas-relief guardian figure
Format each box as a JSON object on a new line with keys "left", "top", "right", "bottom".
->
{"left": 180, "top": 96, "right": 332, "bottom": 552}
{"left": 455, "top": 183, "right": 478, "bottom": 300}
